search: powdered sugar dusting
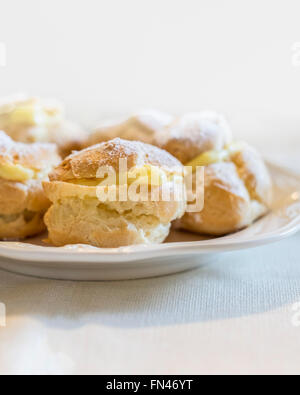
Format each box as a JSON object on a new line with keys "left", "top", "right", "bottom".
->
{"left": 53, "top": 138, "right": 183, "bottom": 181}
{"left": 0, "top": 131, "right": 60, "bottom": 170}
{"left": 165, "top": 112, "right": 232, "bottom": 146}
{"left": 87, "top": 109, "right": 174, "bottom": 148}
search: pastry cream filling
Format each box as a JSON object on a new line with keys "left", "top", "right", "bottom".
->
{"left": 0, "top": 162, "right": 48, "bottom": 182}
{"left": 0, "top": 102, "right": 62, "bottom": 128}
{"left": 67, "top": 165, "right": 176, "bottom": 187}
{"left": 7, "top": 105, "right": 46, "bottom": 127}
{"left": 186, "top": 142, "right": 246, "bottom": 170}
{"left": 0, "top": 162, "right": 35, "bottom": 181}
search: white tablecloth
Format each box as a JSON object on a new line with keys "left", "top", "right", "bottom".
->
{"left": 0, "top": 138, "right": 300, "bottom": 375}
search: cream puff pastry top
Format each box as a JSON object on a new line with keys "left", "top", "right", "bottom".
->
{"left": 0, "top": 94, "right": 86, "bottom": 157}
{"left": 50, "top": 137, "right": 182, "bottom": 183}
{"left": 84, "top": 109, "right": 174, "bottom": 148}
{"left": 159, "top": 112, "right": 233, "bottom": 164}
{"left": 0, "top": 130, "right": 60, "bottom": 182}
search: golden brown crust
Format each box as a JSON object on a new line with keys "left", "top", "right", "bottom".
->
{"left": 160, "top": 112, "right": 233, "bottom": 164}
{"left": 49, "top": 138, "right": 183, "bottom": 182}
{"left": 177, "top": 146, "right": 272, "bottom": 235}
{"left": 0, "top": 132, "right": 61, "bottom": 240}
{"left": 83, "top": 111, "right": 232, "bottom": 166}
{"left": 0, "top": 178, "right": 50, "bottom": 240}
{"left": 177, "top": 162, "right": 266, "bottom": 235}
{"left": 0, "top": 211, "right": 46, "bottom": 241}
{"left": 231, "top": 145, "right": 273, "bottom": 206}
{"left": 0, "top": 179, "right": 50, "bottom": 215}
{"left": 43, "top": 138, "right": 186, "bottom": 248}
{"left": 82, "top": 110, "right": 174, "bottom": 149}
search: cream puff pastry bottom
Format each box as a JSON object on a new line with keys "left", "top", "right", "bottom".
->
{"left": 43, "top": 193, "right": 178, "bottom": 248}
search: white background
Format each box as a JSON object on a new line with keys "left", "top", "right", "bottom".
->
{"left": 1, "top": 0, "right": 300, "bottom": 135}
{"left": 1, "top": 0, "right": 300, "bottom": 375}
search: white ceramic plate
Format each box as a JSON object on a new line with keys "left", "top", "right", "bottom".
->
{"left": 0, "top": 162, "right": 299, "bottom": 281}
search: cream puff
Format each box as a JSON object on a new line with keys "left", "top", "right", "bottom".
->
{"left": 84, "top": 110, "right": 272, "bottom": 235}
{"left": 85, "top": 111, "right": 233, "bottom": 162}
{"left": 0, "top": 94, "right": 86, "bottom": 157}
{"left": 83, "top": 109, "right": 174, "bottom": 148}
{"left": 43, "top": 138, "right": 186, "bottom": 248}
{"left": 159, "top": 111, "right": 233, "bottom": 164}
{"left": 0, "top": 131, "right": 61, "bottom": 240}
{"left": 148, "top": 111, "right": 272, "bottom": 235}
{"left": 176, "top": 142, "right": 273, "bottom": 235}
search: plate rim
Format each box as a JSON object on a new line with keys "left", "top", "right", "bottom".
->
{"left": 0, "top": 160, "right": 299, "bottom": 263}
